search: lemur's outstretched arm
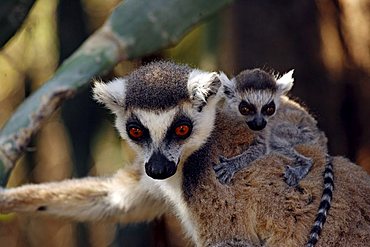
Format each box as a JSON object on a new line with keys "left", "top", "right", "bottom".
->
{"left": 0, "top": 168, "right": 166, "bottom": 223}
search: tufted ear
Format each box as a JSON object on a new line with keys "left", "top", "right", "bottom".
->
{"left": 276, "top": 69, "right": 294, "bottom": 94}
{"left": 218, "top": 72, "right": 236, "bottom": 99}
{"left": 93, "top": 78, "right": 126, "bottom": 113}
{"left": 187, "top": 70, "right": 221, "bottom": 112}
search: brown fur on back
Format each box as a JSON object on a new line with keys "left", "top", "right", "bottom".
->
{"left": 182, "top": 98, "right": 370, "bottom": 247}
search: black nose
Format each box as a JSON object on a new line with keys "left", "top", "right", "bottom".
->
{"left": 145, "top": 152, "right": 177, "bottom": 179}
{"left": 247, "top": 118, "right": 267, "bottom": 131}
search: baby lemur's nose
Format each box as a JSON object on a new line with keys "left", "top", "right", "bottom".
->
{"left": 247, "top": 117, "right": 267, "bottom": 131}
{"left": 145, "top": 152, "right": 177, "bottom": 180}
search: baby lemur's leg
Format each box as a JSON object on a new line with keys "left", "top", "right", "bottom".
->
{"left": 272, "top": 145, "right": 313, "bottom": 186}
{"left": 214, "top": 135, "right": 267, "bottom": 184}
{"left": 0, "top": 168, "right": 166, "bottom": 222}
{"left": 270, "top": 123, "right": 314, "bottom": 186}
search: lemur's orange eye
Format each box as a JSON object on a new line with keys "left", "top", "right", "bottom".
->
{"left": 175, "top": 124, "right": 191, "bottom": 139}
{"left": 129, "top": 127, "right": 143, "bottom": 140}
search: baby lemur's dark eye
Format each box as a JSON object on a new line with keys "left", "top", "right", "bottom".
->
{"left": 262, "top": 101, "right": 276, "bottom": 116}
{"left": 239, "top": 101, "right": 256, "bottom": 115}
{"left": 174, "top": 124, "right": 192, "bottom": 139}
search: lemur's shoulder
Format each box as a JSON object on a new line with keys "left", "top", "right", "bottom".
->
{"left": 274, "top": 96, "right": 317, "bottom": 126}
{"left": 278, "top": 95, "right": 309, "bottom": 114}
{"left": 213, "top": 110, "right": 255, "bottom": 158}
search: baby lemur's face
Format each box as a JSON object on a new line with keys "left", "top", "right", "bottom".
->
{"left": 93, "top": 61, "right": 221, "bottom": 180}
{"left": 238, "top": 89, "right": 277, "bottom": 131}
{"left": 222, "top": 68, "right": 294, "bottom": 131}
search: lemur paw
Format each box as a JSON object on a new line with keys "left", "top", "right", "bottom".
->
{"left": 284, "top": 166, "right": 301, "bottom": 186}
{"left": 213, "top": 156, "right": 238, "bottom": 185}
{"left": 284, "top": 157, "right": 313, "bottom": 186}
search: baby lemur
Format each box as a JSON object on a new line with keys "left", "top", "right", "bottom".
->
{"left": 214, "top": 69, "right": 324, "bottom": 186}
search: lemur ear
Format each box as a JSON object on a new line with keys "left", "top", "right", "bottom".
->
{"left": 218, "top": 72, "right": 236, "bottom": 99}
{"left": 276, "top": 69, "right": 294, "bottom": 94}
{"left": 93, "top": 78, "right": 126, "bottom": 113}
{"left": 187, "top": 70, "right": 221, "bottom": 112}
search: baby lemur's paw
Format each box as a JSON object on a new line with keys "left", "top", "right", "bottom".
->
{"left": 284, "top": 157, "right": 313, "bottom": 186}
{"left": 213, "top": 156, "right": 238, "bottom": 184}
{"left": 284, "top": 166, "right": 301, "bottom": 186}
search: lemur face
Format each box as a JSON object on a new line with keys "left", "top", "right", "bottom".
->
{"left": 93, "top": 61, "right": 221, "bottom": 180}
{"left": 121, "top": 103, "right": 213, "bottom": 179}
{"left": 221, "top": 68, "right": 294, "bottom": 132}
{"left": 238, "top": 91, "right": 277, "bottom": 131}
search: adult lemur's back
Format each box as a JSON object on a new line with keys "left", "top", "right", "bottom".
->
{"left": 183, "top": 99, "right": 370, "bottom": 247}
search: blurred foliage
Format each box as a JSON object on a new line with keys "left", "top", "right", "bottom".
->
{"left": 0, "top": 0, "right": 59, "bottom": 128}
{"left": 0, "top": 0, "right": 36, "bottom": 48}
{"left": 0, "top": 0, "right": 369, "bottom": 246}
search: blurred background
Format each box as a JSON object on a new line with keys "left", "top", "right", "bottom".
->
{"left": 0, "top": 0, "right": 369, "bottom": 246}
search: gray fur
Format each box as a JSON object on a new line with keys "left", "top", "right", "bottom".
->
{"left": 216, "top": 68, "right": 319, "bottom": 186}
{"left": 269, "top": 122, "right": 315, "bottom": 186}
{"left": 124, "top": 61, "right": 192, "bottom": 110}
{"left": 235, "top": 69, "right": 277, "bottom": 93}
{"left": 214, "top": 135, "right": 267, "bottom": 184}
{"left": 209, "top": 238, "right": 256, "bottom": 247}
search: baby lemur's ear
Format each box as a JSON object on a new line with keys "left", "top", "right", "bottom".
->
{"left": 93, "top": 78, "right": 126, "bottom": 113}
{"left": 218, "top": 72, "right": 236, "bottom": 99}
{"left": 187, "top": 70, "right": 221, "bottom": 112}
{"left": 276, "top": 69, "right": 294, "bottom": 94}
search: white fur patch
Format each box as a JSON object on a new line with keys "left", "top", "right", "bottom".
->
{"left": 239, "top": 90, "right": 275, "bottom": 111}
{"left": 117, "top": 108, "right": 178, "bottom": 163}
{"left": 93, "top": 78, "right": 126, "bottom": 113}
{"left": 108, "top": 171, "right": 151, "bottom": 212}
{"left": 149, "top": 169, "right": 200, "bottom": 244}
{"left": 218, "top": 72, "right": 234, "bottom": 90}
{"left": 181, "top": 102, "right": 217, "bottom": 161}
{"left": 134, "top": 108, "right": 177, "bottom": 147}
{"left": 219, "top": 72, "right": 235, "bottom": 90}
{"left": 187, "top": 69, "right": 218, "bottom": 103}
{"left": 276, "top": 69, "right": 294, "bottom": 94}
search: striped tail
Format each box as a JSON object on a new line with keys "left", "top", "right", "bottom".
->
{"left": 306, "top": 155, "right": 334, "bottom": 247}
